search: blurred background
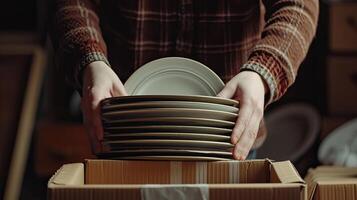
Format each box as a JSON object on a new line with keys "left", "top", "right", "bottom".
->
{"left": 0, "top": 0, "right": 356, "bottom": 199}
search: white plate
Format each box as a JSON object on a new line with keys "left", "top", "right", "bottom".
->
{"left": 102, "top": 100, "right": 238, "bottom": 113}
{"left": 103, "top": 132, "right": 230, "bottom": 142}
{"left": 102, "top": 108, "right": 237, "bottom": 122}
{"left": 104, "top": 125, "right": 232, "bottom": 135}
{"left": 257, "top": 103, "right": 320, "bottom": 162}
{"left": 98, "top": 149, "right": 232, "bottom": 158}
{"left": 103, "top": 139, "right": 233, "bottom": 150}
{"left": 118, "top": 156, "right": 230, "bottom": 161}
{"left": 318, "top": 118, "right": 357, "bottom": 166}
{"left": 104, "top": 145, "right": 227, "bottom": 151}
{"left": 101, "top": 95, "right": 238, "bottom": 107}
{"left": 124, "top": 57, "right": 224, "bottom": 96}
{"left": 103, "top": 117, "right": 235, "bottom": 128}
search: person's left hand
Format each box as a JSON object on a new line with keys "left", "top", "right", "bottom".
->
{"left": 217, "top": 71, "right": 267, "bottom": 160}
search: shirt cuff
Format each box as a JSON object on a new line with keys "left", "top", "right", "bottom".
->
{"left": 240, "top": 61, "right": 277, "bottom": 106}
{"left": 75, "top": 51, "right": 110, "bottom": 94}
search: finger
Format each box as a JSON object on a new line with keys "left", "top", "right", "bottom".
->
{"left": 85, "top": 119, "right": 102, "bottom": 154}
{"left": 92, "top": 107, "right": 104, "bottom": 141}
{"left": 217, "top": 82, "right": 237, "bottom": 99}
{"left": 233, "top": 120, "right": 259, "bottom": 160}
{"left": 82, "top": 101, "right": 102, "bottom": 154}
{"left": 83, "top": 86, "right": 106, "bottom": 140}
{"left": 231, "top": 100, "right": 254, "bottom": 145}
{"left": 233, "top": 108, "right": 263, "bottom": 160}
{"left": 251, "top": 119, "right": 267, "bottom": 149}
{"left": 89, "top": 88, "right": 107, "bottom": 141}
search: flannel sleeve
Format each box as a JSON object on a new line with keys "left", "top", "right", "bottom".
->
{"left": 240, "top": 0, "right": 319, "bottom": 105}
{"left": 52, "top": 0, "right": 110, "bottom": 92}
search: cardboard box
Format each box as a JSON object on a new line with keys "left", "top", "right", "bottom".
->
{"left": 305, "top": 166, "right": 357, "bottom": 200}
{"left": 48, "top": 159, "right": 306, "bottom": 200}
{"left": 327, "top": 56, "right": 357, "bottom": 115}
{"left": 329, "top": 2, "right": 357, "bottom": 52}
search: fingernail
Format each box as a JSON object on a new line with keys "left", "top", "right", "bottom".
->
{"left": 233, "top": 152, "right": 240, "bottom": 160}
{"left": 235, "top": 155, "right": 242, "bottom": 160}
{"left": 235, "top": 152, "right": 247, "bottom": 160}
{"left": 230, "top": 148, "right": 234, "bottom": 154}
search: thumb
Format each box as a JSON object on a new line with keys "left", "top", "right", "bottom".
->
{"left": 112, "top": 80, "right": 128, "bottom": 97}
{"left": 217, "top": 83, "right": 237, "bottom": 99}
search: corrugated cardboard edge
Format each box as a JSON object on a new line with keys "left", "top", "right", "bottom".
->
{"left": 305, "top": 168, "right": 318, "bottom": 200}
{"left": 305, "top": 166, "right": 357, "bottom": 200}
{"left": 48, "top": 163, "right": 84, "bottom": 187}
{"left": 305, "top": 167, "right": 343, "bottom": 200}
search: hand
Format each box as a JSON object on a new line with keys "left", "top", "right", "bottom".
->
{"left": 217, "top": 71, "right": 267, "bottom": 160}
{"left": 81, "top": 61, "right": 127, "bottom": 153}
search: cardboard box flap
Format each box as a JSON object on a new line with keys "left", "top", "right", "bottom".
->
{"left": 271, "top": 161, "right": 304, "bottom": 184}
{"left": 48, "top": 163, "right": 84, "bottom": 186}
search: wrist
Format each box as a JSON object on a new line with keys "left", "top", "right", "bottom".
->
{"left": 82, "top": 61, "right": 109, "bottom": 90}
{"left": 83, "top": 61, "right": 111, "bottom": 81}
{"left": 238, "top": 71, "right": 268, "bottom": 95}
{"left": 78, "top": 52, "right": 110, "bottom": 91}
{"left": 87, "top": 60, "right": 108, "bottom": 68}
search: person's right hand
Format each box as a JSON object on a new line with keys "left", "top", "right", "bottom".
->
{"left": 81, "top": 61, "right": 127, "bottom": 154}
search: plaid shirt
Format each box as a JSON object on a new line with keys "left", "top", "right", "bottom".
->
{"left": 52, "top": 0, "right": 318, "bottom": 148}
{"left": 53, "top": 0, "right": 318, "bottom": 105}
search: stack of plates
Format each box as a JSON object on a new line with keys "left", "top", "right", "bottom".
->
{"left": 99, "top": 57, "right": 239, "bottom": 161}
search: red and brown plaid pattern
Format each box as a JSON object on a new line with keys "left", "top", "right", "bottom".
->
{"left": 53, "top": 0, "right": 318, "bottom": 105}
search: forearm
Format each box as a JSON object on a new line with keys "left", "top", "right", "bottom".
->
{"left": 240, "top": 0, "right": 319, "bottom": 104}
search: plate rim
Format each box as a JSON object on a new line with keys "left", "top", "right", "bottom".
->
{"left": 102, "top": 107, "right": 238, "bottom": 122}
{"left": 101, "top": 100, "right": 239, "bottom": 113}
{"left": 124, "top": 57, "right": 225, "bottom": 96}
{"left": 101, "top": 95, "right": 238, "bottom": 107}
{"left": 118, "top": 155, "right": 230, "bottom": 161}
{"left": 103, "top": 139, "right": 234, "bottom": 148}
{"left": 104, "top": 125, "right": 232, "bottom": 135}
{"left": 100, "top": 148, "right": 232, "bottom": 155}
{"left": 103, "top": 132, "right": 231, "bottom": 141}
{"left": 103, "top": 117, "right": 236, "bottom": 128}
